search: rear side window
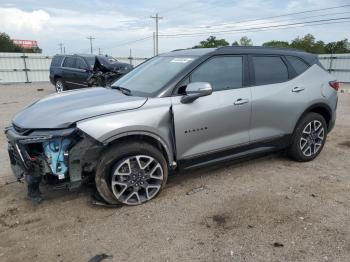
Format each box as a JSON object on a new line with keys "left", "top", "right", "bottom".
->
{"left": 286, "top": 56, "right": 309, "bottom": 75}
{"left": 190, "top": 56, "right": 243, "bottom": 91}
{"left": 76, "top": 58, "right": 88, "bottom": 70}
{"left": 63, "top": 57, "right": 76, "bottom": 68}
{"left": 252, "top": 56, "right": 288, "bottom": 85}
{"left": 51, "top": 56, "right": 63, "bottom": 67}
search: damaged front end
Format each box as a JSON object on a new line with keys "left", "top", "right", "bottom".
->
{"left": 5, "top": 125, "right": 103, "bottom": 191}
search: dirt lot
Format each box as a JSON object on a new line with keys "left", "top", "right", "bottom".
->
{"left": 0, "top": 83, "right": 349, "bottom": 262}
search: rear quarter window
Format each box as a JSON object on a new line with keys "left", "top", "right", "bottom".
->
{"left": 51, "top": 56, "right": 64, "bottom": 67}
{"left": 286, "top": 56, "right": 309, "bottom": 75}
{"left": 252, "top": 56, "right": 289, "bottom": 85}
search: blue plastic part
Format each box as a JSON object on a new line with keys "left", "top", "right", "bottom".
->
{"left": 43, "top": 138, "right": 71, "bottom": 178}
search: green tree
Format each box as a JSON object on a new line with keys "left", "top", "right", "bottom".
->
{"left": 239, "top": 36, "right": 253, "bottom": 46}
{"left": 325, "top": 39, "right": 350, "bottom": 53}
{"left": 193, "top": 36, "right": 229, "bottom": 48}
{"left": 289, "top": 34, "right": 326, "bottom": 54}
{"left": 262, "top": 40, "right": 290, "bottom": 48}
{"left": 0, "top": 32, "right": 23, "bottom": 52}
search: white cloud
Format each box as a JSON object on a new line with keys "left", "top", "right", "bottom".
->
{"left": 0, "top": 7, "right": 50, "bottom": 33}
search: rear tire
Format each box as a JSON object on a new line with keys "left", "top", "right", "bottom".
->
{"left": 288, "top": 112, "right": 327, "bottom": 162}
{"left": 95, "top": 142, "right": 168, "bottom": 205}
{"left": 55, "top": 78, "right": 64, "bottom": 93}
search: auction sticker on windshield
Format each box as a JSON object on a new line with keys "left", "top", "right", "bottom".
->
{"left": 170, "top": 58, "right": 194, "bottom": 63}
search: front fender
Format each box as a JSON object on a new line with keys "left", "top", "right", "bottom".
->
{"left": 76, "top": 97, "right": 175, "bottom": 164}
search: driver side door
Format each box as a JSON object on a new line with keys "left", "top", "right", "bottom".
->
{"left": 171, "top": 55, "right": 251, "bottom": 162}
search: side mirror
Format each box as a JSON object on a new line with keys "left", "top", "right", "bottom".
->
{"left": 181, "top": 82, "right": 213, "bottom": 104}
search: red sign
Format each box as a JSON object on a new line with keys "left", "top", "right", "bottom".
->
{"left": 12, "top": 39, "right": 38, "bottom": 49}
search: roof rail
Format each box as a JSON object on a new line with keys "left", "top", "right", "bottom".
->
{"left": 217, "top": 45, "right": 304, "bottom": 52}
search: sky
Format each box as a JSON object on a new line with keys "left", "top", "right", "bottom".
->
{"left": 0, "top": 0, "right": 349, "bottom": 57}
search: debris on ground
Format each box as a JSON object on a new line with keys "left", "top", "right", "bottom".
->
{"left": 90, "top": 188, "right": 122, "bottom": 208}
{"left": 273, "top": 242, "right": 284, "bottom": 247}
{"left": 87, "top": 253, "right": 113, "bottom": 262}
{"left": 186, "top": 185, "right": 208, "bottom": 195}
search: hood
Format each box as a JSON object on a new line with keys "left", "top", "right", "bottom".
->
{"left": 94, "top": 56, "right": 133, "bottom": 73}
{"left": 13, "top": 87, "right": 147, "bottom": 129}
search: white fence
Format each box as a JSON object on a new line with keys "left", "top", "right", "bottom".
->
{"left": 1, "top": 52, "right": 350, "bottom": 83}
{"left": 0, "top": 53, "right": 147, "bottom": 83}
{"left": 0, "top": 53, "right": 52, "bottom": 83}
{"left": 318, "top": 54, "right": 350, "bottom": 83}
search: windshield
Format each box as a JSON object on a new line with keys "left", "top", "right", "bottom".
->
{"left": 112, "top": 56, "right": 196, "bottom": 96}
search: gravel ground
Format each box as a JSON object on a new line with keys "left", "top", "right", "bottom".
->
{"left": 0, "top": 82, "right": 349, "bottom": 262}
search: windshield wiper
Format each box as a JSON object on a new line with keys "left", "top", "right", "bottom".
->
{"left": 111, "top": 86, "right": 132, "bottom": 96}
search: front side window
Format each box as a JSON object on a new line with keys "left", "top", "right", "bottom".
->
{"left": 112, "top": 56, "right": 196, "bottom": 96}
{"left": 252, "top": 56, "right": 288, "bottom": 85}
{"left": 63, "top": 57, "right": 76, "bottom": 68}
{"left": 190, "top": 56, "right": 243, "bottom": 91}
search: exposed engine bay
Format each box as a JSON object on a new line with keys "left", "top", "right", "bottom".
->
{"left": 43, "top": 138, "right": 71, "bottom": 180}
{"left": 5, "top": 126, "right": 103, "bottom": 190}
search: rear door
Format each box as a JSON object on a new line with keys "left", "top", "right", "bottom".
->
{"left": 62, "top": 56, "right": 89, "bottom": 89}
{"left": 172, "top": 55, "right": 251, "bottom": 160}
{"left": 249, "top": 55, "right": 309, "bottom": 142}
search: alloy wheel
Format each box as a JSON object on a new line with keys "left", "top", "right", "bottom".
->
{"left": 111, "top": 155, "right": 164, "bottom": 205}
{"left": 299, "top": 120, "right": 325, "bottom": 157}
{"left": 55, "top": 80, "right": 64, "bottom": 93}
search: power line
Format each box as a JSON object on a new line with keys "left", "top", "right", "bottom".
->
{"left": 159, "top": 19, "right": 350, "bottom": 39}
{"left": 160, "top": 16, "right": 350, "bottom": 37}
{"left": 174, "top": 3, "right": 350, "bottom": 32}
{"left": 103, "top": 18, "right": 350, "bottom": 49}
{"left": 177, "top": 10, "right": 350, "bottom": 34}
{"left": 150, "top": 13, "right": 163, "bottom": 55}
{"left": 114, "top": 36, "right": 153, "bottom": 47}
{"left": 87, "top": 36, "right": 95, "bottom": 54}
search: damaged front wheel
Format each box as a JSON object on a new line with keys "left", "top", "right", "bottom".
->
{"left": 95, "top": 142, "right": 168, "bottom": 205}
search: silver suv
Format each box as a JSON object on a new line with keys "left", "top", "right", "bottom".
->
{"left": 5, "top": 47, "right": 338, "bottom": 205}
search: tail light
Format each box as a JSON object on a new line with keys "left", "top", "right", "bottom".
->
{"left": 329, "top": 81, "right": 340, "bottom": 91}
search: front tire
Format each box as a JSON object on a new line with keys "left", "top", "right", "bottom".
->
{"left": 95, "top": 142, "right": 168, "bottom": 205}
{"left": 288, "top": 112, "right": 327, "bottom": 162}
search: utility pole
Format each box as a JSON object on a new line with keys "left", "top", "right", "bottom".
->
{"left": 87, "top": 36, "right": 95, "bottom": 54}
{"left": 58, "top": 43, "right": 64, "bottom": 54}
{"left": 63, "top": 46, "right": 66, "bottom": 54}
{"left": 150, "top": 13, "right": 163, "bottom": 55}
{"left": 98, "top": 48, "right": 102, "bottom": 55}
{"left": 128, "top": 48, "right": 133, "bottom": 65}
{"left": 152, "top": 32, "right": 156, "bottom": 56}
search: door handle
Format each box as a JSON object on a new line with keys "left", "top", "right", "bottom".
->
{"left": 234, "top": 98, "right": 249, "bottom": 105}
{"left": 292, "top": 86, "right": 305, "bottom": 93}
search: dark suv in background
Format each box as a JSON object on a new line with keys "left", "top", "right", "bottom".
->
{"left": 49, "top": 54, "right": 133, "bottom": 92}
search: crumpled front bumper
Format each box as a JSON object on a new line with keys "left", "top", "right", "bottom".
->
{"left": 5, "top": 126, "right": 76, "bottom": 180}
{"left": 6, "top": 127, "right": 52, "bottom": 179}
